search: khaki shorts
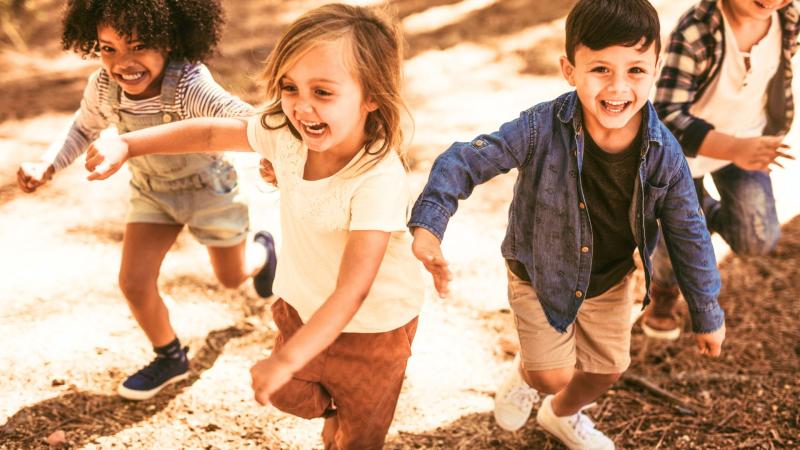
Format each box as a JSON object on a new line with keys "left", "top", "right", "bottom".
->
{"left": 126, "top": 178, "right": 249, "bottom": 247}
{"left": 508, "top": 267, "right": 634, "bottom": 374}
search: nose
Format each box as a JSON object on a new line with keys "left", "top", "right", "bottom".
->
{"left": 608, "top": 72, "right": 629, "bottom": 94}
{"left": 295, "top": 99, "right": 313, "bottom": 115}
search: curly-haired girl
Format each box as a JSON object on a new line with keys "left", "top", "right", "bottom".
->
{"left": 16, "top": 0, "right": 277, "bottom": 401}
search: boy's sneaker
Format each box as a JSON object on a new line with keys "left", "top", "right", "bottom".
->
{"left": 536, "top": 395, "right": 614, "bottom": 450}
{"left": 118, "top": 347, "right": 190, "bottom": 401}
{"left": 494, "top": 354, "right": 540, "bottom": 431}
{"left": 641, "top": 282, "right": 682, "bottom": 341}
{"left": 253, "top": 231, "right": 277, "bottom": 298}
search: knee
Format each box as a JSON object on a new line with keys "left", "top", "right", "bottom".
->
{"left": 730, "top": 225, "right": 780, "bottom": 256}
{"left": 118, "top": 271, "right": 153, "bottom": 301}
{"left": 524, "top": 368, "right": 573, "bottom": 395}
{"left": 269, "top": 380, "right": 330, "bottom": 420}
{"left": 586, "top": 372, "right": 622, "bottom": 388}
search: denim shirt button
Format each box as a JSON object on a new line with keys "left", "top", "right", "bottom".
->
{"left": 581, "top": 246, "right": 589, "bottom": 253}
{"left": 473, "top": 139, "right": 486, "bottom": 148}
{"left": 575, "top": 290, "right": 583, "bottom": 298}
{"left": 163, "top": 113, "right": 173, "bottom": 123}
{"left": 579, "top": 202, "right": 586, "bottom": 209}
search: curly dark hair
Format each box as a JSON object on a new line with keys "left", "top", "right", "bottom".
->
{"left": 61, "top": 0, "right": 224, "bottom": 62}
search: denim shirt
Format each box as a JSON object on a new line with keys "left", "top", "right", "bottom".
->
{"left": 409, "top": 91, "right": 724, "bottom": 334}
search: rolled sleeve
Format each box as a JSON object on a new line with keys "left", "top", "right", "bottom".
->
{"left": 408, "top": 199, "right": 452, "bottom": 241}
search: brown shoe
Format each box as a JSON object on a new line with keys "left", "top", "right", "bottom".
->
{"left": 642, "top": 282, "right": 681, "bottom": 341}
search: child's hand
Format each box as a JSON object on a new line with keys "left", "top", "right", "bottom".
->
{"left": 16, "top": 162, "right": 54, "bottom": 193}
{"left": 694, "top": 322, "right": 725, "bottom": 357}
{"left": 85, "top": 136, "right": 130, "bottom": 180}
{"left": 734, "top": 135, "right": 793, "bottom": 171}
{"left": 412, "top": 227, "right": 452, "bottom": 298}
{"left": 259, "top": 158, "right": 278, "bottom": 187}
{"left": 250, "top": 354, "right": 294, "bottom": 406}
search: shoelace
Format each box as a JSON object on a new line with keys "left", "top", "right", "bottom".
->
{"left": 133, "top": 356, "right": 173, "bottom": 382}
{"left": 568, "top": 412, "right": 602, "bottom": 441}
{"left": 506, "top": 384, "right": 539, "bottom": 410}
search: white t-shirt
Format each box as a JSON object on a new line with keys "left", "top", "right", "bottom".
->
{"left": 246, "top": 116, "right": 425, "bottom": 333}
{"left": 687, "top": 6, "right": 782, "bottom": 177}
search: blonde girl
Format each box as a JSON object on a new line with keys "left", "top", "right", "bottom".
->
{"left": 85, "top": 4, "right": 424, "bottom": 449}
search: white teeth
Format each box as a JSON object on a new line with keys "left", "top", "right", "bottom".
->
{"left": 300, "top": 120, "right": 327, "bottom": 136}
{"left": 119, "top": 72, "right": 144, "bottom": 81}
{"left": 605, "top": 100, "right": 627, "bottom": 106}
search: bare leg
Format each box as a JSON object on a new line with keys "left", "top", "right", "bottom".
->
{"left": 206, "top": 239, "right": 266, "bottom": 288}
{"left": 523, "top": 366, "right": 620, "bottom": 416}
{"left": 551, "top": 371, "right": 620, "bottom": 416}
{"left": 119, "top": 222, "right": 183, "bottom": 347}
{"left": 322, "top": 414, "right": 340, "bottom": 450}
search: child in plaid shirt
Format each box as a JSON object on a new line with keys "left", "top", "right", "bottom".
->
{"left": 645, "top": 0, "right": 798, "bottom": 339}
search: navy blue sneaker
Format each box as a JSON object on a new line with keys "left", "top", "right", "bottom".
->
{"left": 253, "top": 231, "right": 277, "bottom": 298}
{"left": 118, "top": 347, "right": 190, "bottom": 400}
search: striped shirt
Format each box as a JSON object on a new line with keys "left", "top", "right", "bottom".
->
{"left": 42, "top": 62, "right": 255, "bottom": 171}
{"left": 654, "top": 0, "right": 800, "bottom": 158}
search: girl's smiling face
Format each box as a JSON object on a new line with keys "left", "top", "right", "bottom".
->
{"left": 97, "top": 25, "right": 167, "bottom": 100}
{"left": 279, "top": 38, "right": 377, "bottom": 159}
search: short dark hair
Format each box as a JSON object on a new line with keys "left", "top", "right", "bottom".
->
{"left": 565, "top": 0, "right": 660, "bottom": 64}
{"left": 61, "top": 0, "right": 224, "bottom": 62}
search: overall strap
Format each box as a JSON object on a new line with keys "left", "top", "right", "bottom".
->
{"left": 159, "top": 60, "right": 186, "bottom": 122}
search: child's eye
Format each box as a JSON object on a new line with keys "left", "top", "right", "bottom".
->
{"left": 99, "top": 45, "right": 115, "bottom": 53}
{"left": 280, "top": 84, "right": 297, "bottom": 93}
{"left": 314, "top": 88, "right": 332, "bottom": 97}
{"left": 629, "top": 67, "right": 647, "bottom": 74}
{"left": 132, "top": 44, "right": 148, "bottom": 52}
{"left": 590, "top": 66, "right": 609, "bottom": 74}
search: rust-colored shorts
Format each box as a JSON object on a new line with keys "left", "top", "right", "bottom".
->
{"left": 508, "top": 268, "right": 634, "bottom": 374}
{"left": 269, "top": 298, "right": 418, "bottom": 450}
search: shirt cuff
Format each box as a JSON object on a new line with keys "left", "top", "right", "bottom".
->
{"left": 688, "top": 301, "right": 725, "bottom": 334}
{"left": 407, "top": 199, "right": 451, "bottom": 241}
{"left": 681, "top": 119, "right": 715, "bottom": 158}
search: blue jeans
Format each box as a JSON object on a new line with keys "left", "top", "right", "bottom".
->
{"left": 652, "top": 164, "right": 780, "bottom": 287}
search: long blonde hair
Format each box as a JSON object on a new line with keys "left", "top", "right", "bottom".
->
{"left": 260, "top": 3, "right": 407, "bottom": 168}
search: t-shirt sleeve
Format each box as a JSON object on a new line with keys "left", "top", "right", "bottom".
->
{"left": 246, "top": 114, "right": 277, "bottom": 161}
{"left": 349, "top": 161, "right": 410, "bottom": 232}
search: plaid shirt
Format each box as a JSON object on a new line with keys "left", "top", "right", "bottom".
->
{"left": 654, "top": 0, "right": 800, "bottom": 157}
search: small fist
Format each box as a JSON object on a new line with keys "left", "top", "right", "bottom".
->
{"left": 17, "top": 162, "right": 54, "bottom": 193}
{"left": 259, "top": 158, "right": 278, "bottom": 187}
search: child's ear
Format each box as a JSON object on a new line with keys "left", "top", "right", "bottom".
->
{"left": 365, "top": 97, "right": 379, "bottom": 112}
{"left": 560, "top": 56, "right": 576, "bottom": 87}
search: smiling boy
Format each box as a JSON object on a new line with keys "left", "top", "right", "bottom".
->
{"left": 408, "top": 0, "right": 726, "bottom": 448}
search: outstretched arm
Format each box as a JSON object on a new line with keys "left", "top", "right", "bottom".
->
{"left": 85, "top": 117, "right": 251, "bottom": 180}
{"left": 249, "top": 230, "right": 391, "bottom": 405}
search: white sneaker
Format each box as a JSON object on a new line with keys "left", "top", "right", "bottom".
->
{"left": 493, "top": 354, "right": 540, "bottom": 431}
{"left": 536, "top": 395, "right": 614, "bottom": 450}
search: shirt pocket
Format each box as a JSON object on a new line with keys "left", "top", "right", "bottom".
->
{"left": 643, "top": 181, "right": 669, "bottom": 221}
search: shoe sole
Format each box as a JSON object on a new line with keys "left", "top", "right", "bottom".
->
{"left": 641, "top": 322, "right": 681, "bottom": 341}
{"left": 117, "top": 371, "right": 190, "bottom": 401}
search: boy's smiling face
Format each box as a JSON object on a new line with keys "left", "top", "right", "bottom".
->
{"left": 561, "top": 41, "right": 658, "bottom": 144}
{"left": 727, "top": 0, "right": 792, "bottom": 20}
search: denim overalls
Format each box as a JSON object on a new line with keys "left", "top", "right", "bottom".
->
{"left": 103, "top": 60, "right": 249, "bottom": 246}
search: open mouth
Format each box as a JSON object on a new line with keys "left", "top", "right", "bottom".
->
{"left": 754, "top": 1, "right": 779, "bottom": 9}
{"left": 600, "top": 100, "right": 631, "bottom": 114}
{"left": 115, "top": 71, "right": 146, "bottom": 83}
{"left": 300, "top": 120, "right": 328, "bottom": 136}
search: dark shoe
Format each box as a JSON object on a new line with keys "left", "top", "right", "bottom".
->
{"left": 118, "top": 347, "right": 190, "bottom": 400}
{"left": 642, "top": 282, "right": 682, "bottom": 341}
{"left": 253, "top": 231, "right": 277, "bottom": 298}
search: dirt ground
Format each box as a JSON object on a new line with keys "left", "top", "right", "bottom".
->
{"left": 1, "top": 0, "right": 799, "bottom": 449}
